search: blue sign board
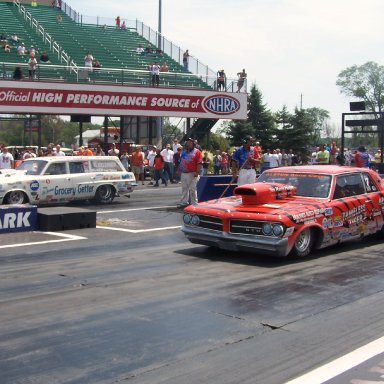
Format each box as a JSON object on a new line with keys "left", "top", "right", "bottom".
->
{"left": 0, "top": 205, "right": 38, "bottom": 234}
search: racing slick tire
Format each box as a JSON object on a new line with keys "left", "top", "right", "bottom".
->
{"left": 93, "top": 185, "right": 115, "bottom": 204}
{"left": 291, "top": 227, "right": 314, "bottom": 257}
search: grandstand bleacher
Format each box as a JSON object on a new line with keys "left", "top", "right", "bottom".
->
{"left": 0, "top": 0, "right": 213, "bottom": 89}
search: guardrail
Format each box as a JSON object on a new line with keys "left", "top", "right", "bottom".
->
{"left": 0, "top": 61, "right": 243, "bottom": 92}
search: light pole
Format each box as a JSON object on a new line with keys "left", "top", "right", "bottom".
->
{"left": 157, "top": 0, "right": 162, "bottom": 50}
{"left": 157, "top": 0, "right": 163, "bottom": 147}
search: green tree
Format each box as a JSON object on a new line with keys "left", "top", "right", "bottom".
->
{"left": 336, "top": 61, "right": 384, "bottom": 113}
{"left": 288, "top": 108, "right": 317, "bottom": 162}
{"left": 274, "top": 105, "right": 292, "bottom": 149}
{"left": 305, "top": 107, "right": 330, "bottom": 144}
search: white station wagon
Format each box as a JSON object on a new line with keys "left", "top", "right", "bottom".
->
{"left": 0, "top": 156, "right": 136, "bottom": 205}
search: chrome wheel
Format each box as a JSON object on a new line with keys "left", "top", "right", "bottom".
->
{"left": 292, "top": 227, "right": 313, "bottom": 257}
{"left": 5, "top": 191, "right": 27, "bottom": 205}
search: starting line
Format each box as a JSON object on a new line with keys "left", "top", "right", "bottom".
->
{"left": 0, "top": 231, "right": 87, "bottom": 249}
{"left": 285, "top": 336, "right": 384, "bottom": 384}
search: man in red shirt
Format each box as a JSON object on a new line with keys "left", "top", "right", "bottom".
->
{"left": 177, "top": 138, "right": 202, "bottom": 208}
{"left": 153, "top": 148, "right": 168, "bottom": 187}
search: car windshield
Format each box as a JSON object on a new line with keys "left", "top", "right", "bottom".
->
{"left": 16, "top": 160, "right": 48, "bottom": 175}
{"left": 257, "top": 171, "right": 332, "bottom": 198}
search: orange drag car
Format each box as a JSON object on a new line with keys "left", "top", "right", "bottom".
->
{"left": 182, "top": 166, "right": 384, "bottom": 257}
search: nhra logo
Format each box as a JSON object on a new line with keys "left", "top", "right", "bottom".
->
{"left": 204, "top": 95, "right": 240, "bottom": 115}
{"left": 30, "top": 180, "right": 39, "bottom": 191}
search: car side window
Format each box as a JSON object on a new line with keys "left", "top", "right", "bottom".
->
{"left": 362, "top": 172, "right": 378, "bottom": 192}
{"left": 334, "top": 174, "right": 365, "bottom": 199}
{"left": 69, "top": 162, "right": 85, "bottom": 174}
{"left": 45, "top": 163, "right": 67, "bottom": 175}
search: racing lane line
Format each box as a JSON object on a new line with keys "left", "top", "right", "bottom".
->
{"left": 98, "top": 205, "right": 176, "bottom": 214}
{"left": 96, "top": 225, "right": 181, "bottom": 233}
{"left": 0, "top": 232, "right": 87, "bottom": 249}
{"left": 284, "top": 335, "right": 384, "bottom": 384}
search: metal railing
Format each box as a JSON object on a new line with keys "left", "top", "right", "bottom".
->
{"left": 13, "top": 0, "right": 76, "bottom": 70}
{"left": 59, "top": 2, "right": 246, "bottom": 92}
{"left": 10, "top": 0, "right": 246, "bottom": 92}
{"left": 0, "top": 61, "right": 242, "bottom": 91}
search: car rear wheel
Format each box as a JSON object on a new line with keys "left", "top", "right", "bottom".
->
{"left": 4, "top": 191, "right": 28, "bottom": 205}
{"left": 291, "top": 227, "right": 314, "bottom": 257}
{"left": 93, "top": 185, "right": 115, "bottom": 204}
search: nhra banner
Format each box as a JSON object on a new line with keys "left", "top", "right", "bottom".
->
{"left": 0, "top": 205, "right": 38, "bottom": 234}
{"left": 0, "top": 80, "right": 247, "bottom": 119}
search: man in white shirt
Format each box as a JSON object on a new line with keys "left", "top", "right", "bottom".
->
{"left": 269, "top": 150, "right": 280, "bottom": 168}
{"left": 0, "top": 146, "right": 14, "bottom": 169}
{"left": 146, "top": 145, "right": 157, "bottom": 185}
{"left": 150, "top": 62, "right": 160, "bottom": 87}
{"left": 172, "top": 139, "right": 182, "bottom": 153}
{"left": 108, "top": 143, "right": 120, "bottom": 157}
{"left": 54, "top": 144, "right": 66, "bottom": 156}
{"left": 262, "top": 149, "right": 280, "bottom": 171}
{"left": 161, "top": 144, "right": 174, "bottom": 182}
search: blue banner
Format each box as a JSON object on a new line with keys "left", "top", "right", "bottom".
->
{"left": 0, "top": 205, "right": 38, "bottom": 234}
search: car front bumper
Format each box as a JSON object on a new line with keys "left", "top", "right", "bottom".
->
{"left": 182, "top": 225, "right": 290, "bottom": 257}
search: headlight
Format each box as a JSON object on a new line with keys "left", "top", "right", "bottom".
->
{"left": 262, "top": 222, "right": 273, "bottom": 235}
{"left": 272, "top": 224, "right": 284, "bottom": 237}
{"left": 183, "top": 214, "right": 192, "bottom": 225}
{"left": 191, "top": 215, "right": 200, "bottom": 226}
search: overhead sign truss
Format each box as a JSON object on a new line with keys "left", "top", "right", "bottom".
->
{"left": 0, "top": 80, "right": 247, "bottom": 120}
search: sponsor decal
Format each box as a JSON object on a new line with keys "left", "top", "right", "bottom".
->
{"left": 53, "top": 185, "right": 94, "bottom": 196}
{"left": 30, "top": 180, "right": 39, "bottom": 191}
{"left": 0, "top": 82, "right": 247, "bottom": 119}
{"left": 204, "top": 95, "right": 240, "bottom": 115}
{"left": 292, "top": 207, "right": 327, "bottom": 223}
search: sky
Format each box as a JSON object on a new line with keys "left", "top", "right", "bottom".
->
{"left": 67, "top": 0, "right": 384, "bottom": 130}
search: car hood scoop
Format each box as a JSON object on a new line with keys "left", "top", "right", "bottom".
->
{"left": 234, "top": 182, "right": 296, "bottom": 205}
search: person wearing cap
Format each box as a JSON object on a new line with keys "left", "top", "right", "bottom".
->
{"left": 177, "top": 138, "right": 202, "bottom": 208}
{"left": 172, "top": 138, "right": 182, "bottom": 153}
{"left": 28, "top": 45, "right": 36, "bottom": 56}
{"left": 28, "top": 53, "right": 37, "bottom": 80}
{"left": 354, "top": 145, "right": 370, "bottom": 168}
{"left": 17, "top": 42, "right": 25, "bottom": 55}
{"left": 231, "top": 135, "right": 258, "bottom": 186}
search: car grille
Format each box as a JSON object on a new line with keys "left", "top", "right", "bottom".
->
{"left": 230, "top": 220, "right": 264, "bottom": 235}
{"left": 196, "top": 215, "right": 223, "bottom": 231}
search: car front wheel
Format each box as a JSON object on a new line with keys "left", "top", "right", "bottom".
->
{"left": 93, "top": 185, "right": 115, "bottom": 204}
{"left": 291, "top": 227, "right": 314, "bottom": 257}
{"left": 4, "top": 191, "right": 28, "bottom": 205}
